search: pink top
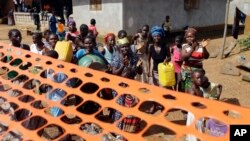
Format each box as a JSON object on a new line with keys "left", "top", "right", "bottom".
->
{"left": 171, "top": 46, "right": 183, "bottom": 73}
{"left": 88, "top": 25, "right": 98, "bottom": 37}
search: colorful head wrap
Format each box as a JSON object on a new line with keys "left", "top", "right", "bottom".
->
{"left": 151, "top": 26, "right": 165, "bottom": 37}
{"left": 117, "top": 37, "right": 130, "bottom": 46}
{"left": 104, "top": 33, "right": 116, "bottom": 43}
{"left": 185, "top": 27, "right": 197, "bottom": 36}
{"left": 68, "top": 20, "right": 76, "bottom": 26}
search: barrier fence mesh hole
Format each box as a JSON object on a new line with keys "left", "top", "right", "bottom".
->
{"left": 84, "top": 72, "right": 93, "bottom": 77}
{"left": 11, "top": 74, "right": 29, "bottom": 85}
{"left": 18, "top": 95, "right": 35, "bottom": 103}
{"left": 10, "top": 58, "right": 22, "bottom": 66}
{"left": 102, "top": 132, "right": 127, "bottom": 141}
{"left": 13, "top": 109, "right": 32, "bottom": 121}
{"left": 52, "top": 73, "right": 68, "bottom": 83}
{"left": 138, "top": 88, "right": 150, "bottom": 94}
{"left": 2, "top": 70, "right": 18, "bottom": 80}
{"left": 80, "top": 82, "right": 99, "bottom": 94}
{"left": 163, "top": 94, "right": 176, "bottom": 100}
{"left": 7, "top": 89, "right": 23, "bottom": 97}
{"left": 23, "top": 79, "right": 41, "bottom": 90}
{"left": 57, "top": 64, "right": 64, "bottom": 68}
{"left": 179, "top": 135, "right": 201, "bottom": 141}
{"left": 116, "top": 94, "right": 139, "bottom": 108}
{"left": 19, "top": 62, "right": 32, "bottom": 70}
{"left": 61, "top": 94, "right": 83, "bottom": 107}
{"left": 65, "top": 77, "right": 82, "bottom": 88}
{"left": 97, "top": 88, "right": 117, "bottom": 100}
{"left": 61, "top": 114, "right": 82, "bottom": 124}
{"left": 31, "top": 100, "right": 48, "bottom": 109}
{"left": 25, "top": 54, "right": 31, "bottom": 58}
{"left": 223, "top": 110, "right": 240, "bottom": 119}
{"left": 70, "top": 68, "right": 77, "bottom": 73}
{"left": 2, "top": 130, "right": 23, "bottom": 141}
{"left": 142, "top": 124, "right": 176, "bottom": 141}
{"left": 77, "top": 101, "right": 101, "bottom": 115}
{"left": 117, "top": 115, "right": 147, "bottom": 133}
{"left": 47, "top": 89, "right": 67, "bottom": 102}
{"left": 80, "top": 122, "right": 103, "bottom": 135}
{"left": 45, "top": 107, "right": 64, "bottom": 117}
{"left": 195, "top": 117, "right": 228, "bottom": 137}
{"left": 59, "top": 134, "right": 85, "bottom": 141}
{"left": 40, "top": 69, "right": 55, "bottom": 79}
{"left": 36, "top": 84, "right": 53, "bottom": 94}
{"left": 118, "top": 82, "right": 129, "bottom": 88}
{"left": 38, "top": 124, "right": 65, "bottom": 140}
{"left": 165, "top": 108, "right": 188, "bottom": 126}
{"left": 0, "top": 66, "right": 9, "bottom": 75}
{"left": 1, "top": 55, "right": 13, "bottom": 63}
{"left": 35, "top": 58, "right": 41, "bottom": 61}
{"left": 29, "top": 66, "right": 43, "bottom": 75}
{"left": 138, "top": 101, "right": 164, "bottom": 115}
{"left": 9, "top": 102, "right": 19, "bottom": 110}
{"left": 95, "top": 107, "right": 122, "bottom": 123}
{"left": 46, "top": 61, "right": 52, "bottom": 65}
{"left": 22, "top": 116, "right": 47, "bottom": 130}
{"left": 100, "top": 77, "right": 110, "bottom": 82}
{"left": 191, "top": 102, "right": 207, "bottom": 109}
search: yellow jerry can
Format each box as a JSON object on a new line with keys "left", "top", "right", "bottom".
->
{"left": 54, "top": 41, "right": 73, "bottom": 62}
{"left": 158, "top": 62, "right": 176, "bottom": 87}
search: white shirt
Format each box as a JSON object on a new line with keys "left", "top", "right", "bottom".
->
{"left": 30, "top": 44, "right": 45, "bottom": 55}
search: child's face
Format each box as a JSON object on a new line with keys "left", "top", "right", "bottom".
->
{"left": 192, "top": 72, "right": 204, "bottom": 86}
{"left": 69, "top": 23, "right": 76, "bottom": 32}
{"left": 44, "top": 32, "right": 50, "bottom": 40}
{"left": 175, "top": 38, "right": 182, "bottom": 47}
{"left": 84, "top": 38, "right": 94, "bottom": 52}
{"left": 10, "top": 31, "right": 22, "bottom": 44}
{"left": 186, "top": 32, "right": 196, "bottom": 45}
{"left": 107, "top": 36, "right": 115, "bottom": 47}
{"left": 141, "top": 27, "right": 149, "bottom": 37}
{"left": 119, "top": 33, "right": 126, "bottom": 39}
{"left": 32, "top": 35, "right": 41, "bottom": 44}
{"left": 49, "top": 35, "right": 58, "bottom": 48}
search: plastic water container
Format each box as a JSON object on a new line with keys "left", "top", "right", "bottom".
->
{"left": 54, "top": 41, "right": 73, "bottom": 62}
{"left": 158, "top": 62, "right": 176, "bottom": 87}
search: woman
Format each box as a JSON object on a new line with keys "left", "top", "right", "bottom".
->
{"left": 148, "top": 26, "right": 171, "bottom": 86}
{"left": 111, "top": 37, "right": 142, "bottom": 79}
{"left": 102, "top": 33, "right": 117, "bottom": 64}
{"left": 181, "top": 27, "right": 209, "bottom": 92}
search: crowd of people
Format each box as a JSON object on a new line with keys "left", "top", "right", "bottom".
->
{"left": 7, "top": 14, "right": 228, "bottom": 139}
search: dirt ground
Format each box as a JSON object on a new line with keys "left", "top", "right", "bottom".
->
{"left": 0, "top": 24, "right": 250, "bottom": 140}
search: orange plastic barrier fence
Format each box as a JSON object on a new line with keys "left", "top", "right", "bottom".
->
{"left": 0, "top": 42, "right": 250, "bottom": 141}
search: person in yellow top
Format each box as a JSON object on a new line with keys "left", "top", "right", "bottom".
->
{"left": 56, "top": 17, "right": 66, "bottom": 41}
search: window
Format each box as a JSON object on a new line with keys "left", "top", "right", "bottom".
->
{"left": 184, "top": 0, "right": 200, "bottom": 10}
{"left": 90, "top": 0, "right": 102, "bottom": 11}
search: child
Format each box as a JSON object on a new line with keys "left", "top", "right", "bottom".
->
{"left": 30, "top": 32, "right": 49, "bottom": 55}
{"left": 162, "top": 15, "right": 172, "bottom": 41}
{"left": 42, "top": 30, "right": 51, "bottom": 49}
{"left": 56, "top": 18, "right": 66, "bottom": 41}
{"left": 171, "top": 35, "right": 183, "bottom": 91}
{"left": 200, "top": 76, "right": 222, "bottom": 100}
{"left": 88, "top": 18, "right": 98, "bottom": 37}
{"left": 44, "top": 50, "right": 59, "bottom": 59}
{"left": 48, "top": 33, "right": 59, "bottom": 50}
{"left": 117, "top": 30, "right": 127, "bottom": 39}
{"left": 8, "top": 29, "right": 30, "bottom": 51}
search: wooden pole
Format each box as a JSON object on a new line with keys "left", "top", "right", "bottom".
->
{"left": 221, "top": 0, "right": 230, "bottom": 59}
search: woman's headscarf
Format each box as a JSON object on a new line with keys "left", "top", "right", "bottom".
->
{"left": 151, "top": 26, "right": 165, "bottom": 37}
{"left": 116, "top": 37, "right": 129, "bottom": 46}
{"left": 185, "top": 27, "right": 197, "bottom": 36}
{"left": 104, "top": 33, "right": 116, "bottom": 43}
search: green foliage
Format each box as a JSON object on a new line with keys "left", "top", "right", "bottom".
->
{"left": 238, "top": 38, "right": 250, "bottom": 48}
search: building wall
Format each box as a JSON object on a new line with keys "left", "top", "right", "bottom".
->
{"left": 229, "top": 0, "right": 250, "bottom": 24}
{"left": 123, "top": 0, "right": 227, "bottom": 35}
{"left": 72, "top": 0, "right": 123, "bottom": 36}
